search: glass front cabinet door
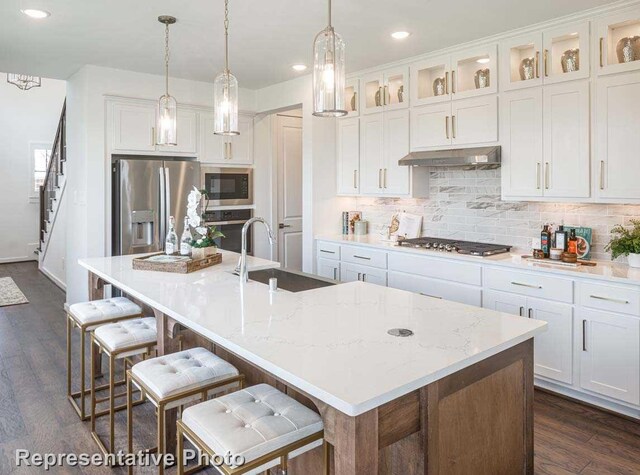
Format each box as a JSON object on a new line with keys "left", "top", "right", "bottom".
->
{"left": 542, "top": 22, "right": 590, "bottom": 84}
{"left": 596, "top": 7, "right": 640, "bottom": 76}
{"left": 361, "top": 67, "right": 409, "bottom": 114}
{"left": 410, "top": 55, "right": 451, "bottom": 106}
{"left": 343, "top": 78, "right": 360, "bottom": 118}
{"left": 500, "top": 33, "right": 544, "bottom": 91}
{"left": 450, "top": 44, "right": 498, "bottom": 99}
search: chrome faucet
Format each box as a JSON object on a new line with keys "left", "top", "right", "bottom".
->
{"left": 235, "top": 217, "right": 276, "bottom": 282}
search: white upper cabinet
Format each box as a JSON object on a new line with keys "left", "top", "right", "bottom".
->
{"left": 542, "top": 22, "right": 590, "bottom": 84}
{"left": 595, "top": 71, "right": 640, "bottom": 200}
{"left": 451, "top": 95, "right": 498, "bottom": 146}
{"left": 111, "top": 102, "right": 157, "bottom": 153}
{"left": 343, "top": 78, "right": 360, "bottom": 118}
{"left": 199, "top": 111, "right": 224, "bottom": 163}
{"left": 450, "top": 44, "right": 498, "bottom": 99}
{"left": 199, "top": 112, "right": 253, "bottom": 165}
{"left": 411, "top": 55, "right": 452, "bottom": 106}
{"left": 596, "top": 7, "right": 640, "bottom": 76}
{"left": 336, "top": 117, "right": 360, "bottom": 195}
{"left": 542, "top": 80, "right": 590, "bottom": 198}
{"left": 411, "top": 103, "right": 451, "bottom": 149}
{"left": 361, "top": 66, "right": 409, "bottom": 115}
{"left": 501, "top": 32, "right": 544, "bottom": 90}
{"left": 360, "top": 113, "right": 385, "bottom": 194}
{"left": 501, "top": 23, "right": 589, "bottom": 91}
{"left": 501, "top": 88, "right": 544, "bottom": 197}
{"left": 157, "top": 108, "right": 198, "bottom": 155}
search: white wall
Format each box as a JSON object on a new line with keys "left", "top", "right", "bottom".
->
{"left": 65, "top": 65, "right": 256, "bottom": 304}
{"left": 0, "top": 74, "right": 66, "bottom": 263}
{"left": 254, "top": 75, "right": 355, "bottom": 272}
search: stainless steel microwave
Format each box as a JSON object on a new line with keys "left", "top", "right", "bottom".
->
{"left": 200, "top": 167, "right": 253, "bottom": 206}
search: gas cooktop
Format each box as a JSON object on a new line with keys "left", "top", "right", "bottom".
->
{"left": 397, "top": 237, "right": 512, "bottom": 257}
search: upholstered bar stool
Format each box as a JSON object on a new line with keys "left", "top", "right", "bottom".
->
{"left": 126, "top": 347, "right": 244, "bottom": 474}
{"left": 66, "top": 297, "right": 143, "bottom": 420}
{"left": 91, "top": 317, "right": 158, "bottom": 457}
{"left": 177, "top": 384, "right": 327, "bottom": 475}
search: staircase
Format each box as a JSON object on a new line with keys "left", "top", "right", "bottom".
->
{"left": 37, "top": 100, "right": 66, "bottom": 262}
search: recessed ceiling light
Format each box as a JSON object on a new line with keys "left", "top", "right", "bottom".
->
{"left": 391, "top": 31, "right": 411, "bottom": 40}
{"left": 476, "top": 58, "right": 491, "bottom": 64}
{"left": 292, "top": 64, "right": 307, "bottom": 72}
{"left": 21, "top": 8, "right": 50, "bottom": 18}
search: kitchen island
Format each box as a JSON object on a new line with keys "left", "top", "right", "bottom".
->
{"left": 79, "top": 250, "right": 546, "bottom": 474}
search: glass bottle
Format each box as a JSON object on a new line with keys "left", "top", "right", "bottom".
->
{"left": 165, "top": 216, "right": 178, "bottom": 255}
{"left": 180, "top": 216, "right": 192, "bottom": 256}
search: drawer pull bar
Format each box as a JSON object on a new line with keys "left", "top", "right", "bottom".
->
{"left": 320, "top": 250, "right": 335, "bottom": 254}
{"left": 589, "top": 295, "right": 629, "bottom": 304}
{"left": 511, "top": 281, "right": 542, "bottom": 289}
{"left": 528, "top": 308, "right": 533, "bottom": 319}
{"left": 420, "top": 293, "right": 442, "bottom": 299}
{"left": 519, "top": 306, "right": 524, "bottom": 317}
{"left": 353, "top": 255, "right": 371, "bottom": 261}
{"left": 582, "top": 319, "right": 587, "bottom": 352}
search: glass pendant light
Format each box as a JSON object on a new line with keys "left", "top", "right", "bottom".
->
{"left": 214, "top": 0, "right": 239, "bottom": 136}
{"left": 313, "top": 0, "right": 347, "bottom": 117}
{"left": 7, "top": 73, "right": 41, "bottom": 90}
{"left": 156, "top": 15, "right": 177, "bottom": 146}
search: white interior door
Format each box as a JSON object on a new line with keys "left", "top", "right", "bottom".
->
{"left": 276, "top": 114, "right": 303, "bottom": 271}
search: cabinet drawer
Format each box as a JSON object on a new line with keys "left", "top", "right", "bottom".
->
{"left": 483, "top": 267, "right": 573, "bottom": 303}
{"left": 579, "top": 281, "right": 640, "bottom": 316}
{"left": 388, "top": 252, "right": 482, "bottom": 286}
{"left": 316, "top": 241, "right": 340, "bottom": 261}
{"left": 342, "top": 262, "right": 387, "bottom": 286}
{"left": 388, "top": 271, "right": 482, "bottom": 307}
{"left": 342, "top": 245, "right": 388, "bottom": 269}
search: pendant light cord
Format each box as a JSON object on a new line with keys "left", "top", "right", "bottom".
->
{"left": 224, "top": 0, "right": 230, "bottom": 74}
{"left": 328, "top": 0, "right": 332, "bottom": 27}
{"left": 164, "top": 22, "right": 170, "bottom": 96}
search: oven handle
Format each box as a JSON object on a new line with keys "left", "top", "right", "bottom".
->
{"left": 205, "top": 220, "right": 249, "bottom": 226}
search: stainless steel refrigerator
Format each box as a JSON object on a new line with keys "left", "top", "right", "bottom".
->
{"left": 112, "top": 155, "right": 200, "bottom": 256}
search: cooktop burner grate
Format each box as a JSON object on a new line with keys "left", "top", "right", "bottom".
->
{"left": 397, "top": 237, "right": 512, "bottom": 257}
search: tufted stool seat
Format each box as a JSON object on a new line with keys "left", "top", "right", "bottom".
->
{"left": 126, "top": 348, "right": 243, "bottom": 474}
{"left": 91, "top": 316, "right": 158, "bottom": 458}
{"left": 177, "top": 384, "right": 326, "bottom": 475}
{"left": 66, "top": 296, "right": 143, "bottom": 421}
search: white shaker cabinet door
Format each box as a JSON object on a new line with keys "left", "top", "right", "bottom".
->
{"left": 451, "top": 95, "right": 498, "bottom": 146}
{"left": 359, "top": 113, "right": 385, "bottom": 194}
{"left": 341, "top": 262, "right": 387, "bottom": 286}
{"left": 542, "top": 80, "right": 590, "bottom": 198}
{"left": 336, "top": 117, "right": 360, "bottom": 195}
{"left": 225, "top": 114, "right": 254, "bottom": 165}
{"left": 111, "top": 102, "right": 157, "bottom": 153}
{"left": 527, "top": 297, "right": 574, "bottom": 385}
{"left": 317, "top": 258, "right": 340, "bottom": 281}
{"left": 595, "top": 72, "right": 640, "bottom": 200}
{"left": 199, "top": 112, "right": 225, "bottom": 163}
{"left": 411, "top": 103, "right": 451, "bottom": 149}
{"left": 579, "top": 309, "right": 640, "bottom": 405}
{"left": 483, "top": 290, "right": 527, "bottom": 316}
{"left": 501, "top": 88, "right": 543, "bottom": 198}
{"left": 382, "top": 109, "right": 410, "bottom": 196}
{"left": 157, "top": 108, "right": 198, "bottom": 155}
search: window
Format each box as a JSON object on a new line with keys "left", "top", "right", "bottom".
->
{"left": 29, "top": 142, "right": 52, "bottom": 202}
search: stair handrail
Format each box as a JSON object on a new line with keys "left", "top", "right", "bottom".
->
{"left": 39, "top": 99, "right": 66, "bottom": 248}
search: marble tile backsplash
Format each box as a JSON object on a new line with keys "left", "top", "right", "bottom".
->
{"left": 355, "top": 168, "right": 640, "bottom": 261}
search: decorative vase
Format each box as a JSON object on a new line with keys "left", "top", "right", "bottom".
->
{"left": 433, "top": 77, "right": 446, "bottom": 96}
{"left": 397, "top": 85, "right": 404, "bottom": 103}
{"left": 474, "top": 68, "right": 490, "bottom": 89}
{"left": 628, "top": 253, "right": 640, "bottom": 268}
{"left": 192, "top": 246, "right": 217, "bottom": 260}
{"left": 519, "top": 57, "right": 535, "bottom": 80}
{"left": 616, "top": 36, "right": 640, "bottom": 64}
{"left": 561, "top": 48, "right": 580, "bottom": 73}
{"left": 350, "top": 92, "right": 357, "bottom": 112}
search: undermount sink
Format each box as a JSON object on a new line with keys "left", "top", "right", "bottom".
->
{"left": 248, "top": 268, "right": 337, "bottom": 293}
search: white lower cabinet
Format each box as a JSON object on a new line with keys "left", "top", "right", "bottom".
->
{"left": 317, "top": 258, "right": 340, "bottom": 281}
{"left": 341, "top": 262, "right": 387, "bottom": 286}
{"left": 579, "top": 308, "right": 640, "bottom": 405}
{"left": 483, "top": 290, "right": 573, "bottom": 385}
{"left": 388, "top": 271, "right": 482, "bottom": 306}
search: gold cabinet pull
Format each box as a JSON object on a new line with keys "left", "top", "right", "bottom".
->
{"left": 384, "top": 85, "right": 389, "bottom": 106}
{"left": 228, "top": 142, "right": 233, "bottom": 159}
{"left": 445, "top": 71, "right": 449, "bottom": 95}
{"left": 535, "top": 51, "right": 540, "bottom": 78}
{"left": 378, "top": 168, "right": 382, "bottom": 189}
{"left": 599, "top": 37, "right": 604, "bottom": 68}
{"left": 383, "top": 168, "right": 387, "bottom": 189}
{"left": 544, "top": 162, "right": 550, "bottom": 189}
{"left": 445, "top": 116, "right": 450, "bottom": 139}
{"left": 151, "top": 127, "right": 156, "bottom": 146}
{"left": 600, "top": 160, "right": 605, "bottom": 190}
{"left": 536, "top": 162, "right": 541, "bottom": 190}
{"left": 451, "top": 70, "right": 456, "bottom": 93}
{"left": 590, "top": 295, "right": 629, "bottom": 304}
{"left": 452, "top": 115, "right": 456, "bottom": 139}
{"left": 353, "top": 92, "right": 358, "bottom": 112}
{"left": 353, "top": 169, "right": 357, "bottom": 189}
{"left": 544, "top": 49, "right": 549, "bottom": 77}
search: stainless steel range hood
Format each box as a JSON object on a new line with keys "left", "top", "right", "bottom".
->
{"left": 398, "top": 146, "right": 501, "bottom": 169}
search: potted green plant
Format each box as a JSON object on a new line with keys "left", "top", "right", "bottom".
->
{"left": 186, "top": 187, "right": 225, "bottom": 259}
{"left": 605, "top": 219, "right": 640, "bottom": 268}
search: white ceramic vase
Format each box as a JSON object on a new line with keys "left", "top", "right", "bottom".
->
{"left": 192, "top": 246, "right": 217, "bottom": 260}
{"left": 628, "top": 253, "right": 640, "bottom": 268}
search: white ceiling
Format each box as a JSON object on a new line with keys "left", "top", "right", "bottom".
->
{"left": 0, "top": 0, "right": 621, "bottom": 89}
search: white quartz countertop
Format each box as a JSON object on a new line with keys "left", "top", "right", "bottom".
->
{"left": 79, "top": 250, "right": 546, "bottom": 416}
{"left": 317, "top": 234, "right": 640, "bottom": 286}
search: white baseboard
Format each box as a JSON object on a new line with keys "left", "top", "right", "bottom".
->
{"left": 0, "top": 256, "right": 36, "bottom": 264}
{"left": 39, "top": 266, "right": 66, "bottom": 291}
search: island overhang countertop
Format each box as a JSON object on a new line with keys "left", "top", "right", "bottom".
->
{"left": 79, "top": 251, "right": 547, "bottom": 417}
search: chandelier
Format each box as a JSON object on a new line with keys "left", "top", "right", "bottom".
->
{"left": 7, "top": 74, "right": 41, "bottom": 91}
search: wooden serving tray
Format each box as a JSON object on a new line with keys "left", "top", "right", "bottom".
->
{"left": 132, "top": 252, "right": 222, "bottom": 274}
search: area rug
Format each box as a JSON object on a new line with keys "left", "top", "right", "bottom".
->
{"left": 0, "top": 277, "right": 29, "bottom": 307}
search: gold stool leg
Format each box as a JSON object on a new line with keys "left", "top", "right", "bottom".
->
{"left": 66, "top": 315, "right": 72, "bottom": 401}
{"left": 127, "top": 371, "right": 134, "bottom": 475}
{"left": 323, "top": 441, "right": 330, "bottom": 475}
{"left": 90, "top": 334, "right": 97, "bottom": 435}
{"left": 158, "top": 402, "right": 165, "bottom": 475}
{"left": 176, "top": 423, "right": 184, "bottom": 475}
{"left": 80, "top": 327, "right": 86, "bottom": 419}
{"left": 109, "top": 353, "right": 116, "bottom": 455}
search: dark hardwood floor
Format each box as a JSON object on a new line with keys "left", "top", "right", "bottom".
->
{"left": 1, "top": 261, "right": 639, "bottom": 474}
